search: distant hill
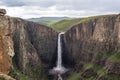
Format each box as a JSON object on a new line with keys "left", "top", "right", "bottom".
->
{"left": 50, "top": 18, "right": 82, "bottom": 32}
{"left": 27, "top": 17, "right": 69, "bottom": 26}
{"left": 50, "top": 14, "right": 116, "bottom": 32}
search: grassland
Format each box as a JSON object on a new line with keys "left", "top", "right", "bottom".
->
{"left": 50, "top": 14, "right": 116, "bottom": 32}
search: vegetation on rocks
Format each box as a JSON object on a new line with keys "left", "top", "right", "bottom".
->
{"left": 50, "top": 14, "right": 115, "bottom": 32}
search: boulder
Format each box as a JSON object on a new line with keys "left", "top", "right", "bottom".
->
{"left": 0, "top": 9, "right": 6, "bottom": 16}
{"left": 0, "top": 73, "right": 15, "bottom": 80}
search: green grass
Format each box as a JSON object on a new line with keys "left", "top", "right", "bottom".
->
{"left": 9, "top": 69, "right": 32, "bottom": 80}
{"left": 84, "top": 63, "right": 107, "bottom": 79}
{"left": 67, "top": 72, "right": 81, "bottom": 80}
{"left": 65, "top": 51, "right": 119, "bottom": 80}
{"left": 50, "top": 18, "right": 83, "bottom": 32}
{"left": 97, "top": 67, "right": 106, "bottom": 77}
{"left": 108, "top": 52, "right": 120, "bottom": 62}
{"left": 84, "top": 63, "right": 102, "bottom": 72}
{"left": 84, "top": 63, "right": 94, "bottom": 70}
{"left": 85, "top": 77, "right": 96, "bottom": 80}
{"left": 38, "top": 20, "right": 56, "bottom": 26}
{"left": 50, "top": 14, "right": 116, "bottom": 32}
{"left": 0, "top": 77, "right": 5, "bottom": 80}
{"left": 107, "top": 73, "right": 120, "bottom": 80}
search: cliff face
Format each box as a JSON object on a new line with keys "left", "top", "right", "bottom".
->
{"left": 12, "top": 18, "right": 58, "bottom": 79}
{"left": 63, "top": 15, "right": 120, "bottom": 80}
{"left": 0, "top": 9, "right": 58, "bottom": 79}
{"left": 1, "top": 8, "right": 120, "bottom": 80}
{"left": 0, "top": 12, "right": 14, "bottom": 74}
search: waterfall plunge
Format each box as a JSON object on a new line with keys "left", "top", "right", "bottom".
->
{"left": 57, "top": 32, "right": 64, "bottom": 69}
{"left": 50, "top": 32, "right": 68, "bottom": 75}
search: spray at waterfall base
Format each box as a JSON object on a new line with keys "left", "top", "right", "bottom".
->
{"left": 49, "top": 32, "right": 68, "bottom": 75}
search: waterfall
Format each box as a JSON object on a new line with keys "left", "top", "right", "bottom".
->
{"left": 49, "top": 32, "right": 68, "bottom": 75}
{"left": 57, "top": 32, "right": 64, "bottom": 68}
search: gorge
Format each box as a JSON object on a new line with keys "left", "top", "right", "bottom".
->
{"left": 0, "top": 9, "right": 120, "bottom": 80}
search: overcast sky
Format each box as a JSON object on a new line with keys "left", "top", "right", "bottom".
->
{"left": 0, "top": 0, "right": 120, "bottom": 19}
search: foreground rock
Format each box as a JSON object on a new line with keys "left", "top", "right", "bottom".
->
{"left": 0, "top": 14, "right": 14, "bottom": 74}
{"left": 0, "top": 9, "right": 58, "bottom": 80}
{"left": 0, "top": 73, "right": 15, "bottom": 80}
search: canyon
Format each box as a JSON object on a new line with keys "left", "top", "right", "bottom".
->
{"left": 0, "top": 9, "right": 120, "bottom": 80}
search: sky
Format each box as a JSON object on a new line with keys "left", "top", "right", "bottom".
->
{"left": 0, "top": 0, "right": 120, "bottom": 19}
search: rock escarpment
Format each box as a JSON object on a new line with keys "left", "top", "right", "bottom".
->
{"left": 0, "top": 9, "right": 58, "bottom": 80}
{"left": 0, "top": 9, "right": 14, "bottom": 74}
{"left": 1, "top": 8, "right": 120, "bottom": 80}
{"left": 63, "top": 14, "right": 120, "bottom": 80}
{"left": 12, "top": 18, "right": 58, "bottom": 79}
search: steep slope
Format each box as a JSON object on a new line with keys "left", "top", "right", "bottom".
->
{"left": 0, "top": 9, "right": 58, "bottom": 80}
{"left": 63, "top": 14, "right": 120, "bottom": 80}
{"left": 0, "top": 9, "right": 14, "bottom": 74}
{"left": 12, "top": 18, "right": 58, "bottom": 80}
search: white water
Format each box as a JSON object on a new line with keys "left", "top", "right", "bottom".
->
{"left": 57, "top": 32, "right": 64, "bottom": 68}
{"left": 50, "top": 32, "right": 68, "bottom": 75}
{"left": 58, "top": 74, "right": 62, "bottom": 80}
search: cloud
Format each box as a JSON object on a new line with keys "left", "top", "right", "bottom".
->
{"left": 1, "top": 0, "right": 25, "bottom": 7}
{"left": 0, "top": 0, "right": 120, "bottom": 18}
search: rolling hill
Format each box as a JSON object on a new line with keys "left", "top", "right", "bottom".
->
{"left": 50, "top": 14, "right": 116, "bottom": 32}
{"left": 27, "top": 17, "right": 69, "bottom": 26}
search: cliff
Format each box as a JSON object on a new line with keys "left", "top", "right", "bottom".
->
{"left": 0, "top": 9, "right": 14, "bottom": 74}
{"left": 0, "top": 8, "right": 120, "bottom": 80}
{"left": 0, "top": 9, "right": 58, "bottom": 80}
{"left": 12, "top": 18, "right": 58, "bottom": 79}
{"left": 63, "top": 14, "right": 120, "bottom": 80}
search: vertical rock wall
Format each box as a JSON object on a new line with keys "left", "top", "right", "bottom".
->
{"left": 0, "top": 10, "right": 14, "bottom": 74}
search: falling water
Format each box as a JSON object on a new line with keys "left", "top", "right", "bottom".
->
{"left": 57, "top": 32, "right": 64, "bottom": 68}
{"left": 58, "top": 74, "right": 62, "bottom": 80}
{"left": 50, "top": 32, "right": 68, "bottom": 79}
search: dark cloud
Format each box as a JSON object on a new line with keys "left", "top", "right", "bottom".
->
{"left": 2, "top": 0, "right": 25, "bottom": 7}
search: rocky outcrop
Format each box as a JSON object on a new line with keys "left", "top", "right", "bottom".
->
{"left": 0, "top": 11, "right": 14, "bottom": 74}
{"left": 0, "top": 73, "right": 15, "bottom": 80}
{"left": 63, "top": 14, "right": 120, "bottom": 79}
{"left": 0, "top": 9, "right": 6, "bottom": 16}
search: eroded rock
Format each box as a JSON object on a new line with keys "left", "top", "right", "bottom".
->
{"left": 12, "top": 18, "right": 58, "bottom": 79}
{"left": 0, "top": 73, "right": 15, "bottom": 80}
{"left": 0, "top": 9, "right": 6, "bottom": 16}
{"left": 63, "top": 14, "right": 120, "bottom": 79}
{"left": 0, "top": 15, "right": 14, "bottom": 74}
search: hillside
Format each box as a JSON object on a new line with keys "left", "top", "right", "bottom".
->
{"left": 50, "top": 14, "right": 116, "bottom": 32}
{"left": 27, "top": 17, "right": 69, "bottom": 26}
